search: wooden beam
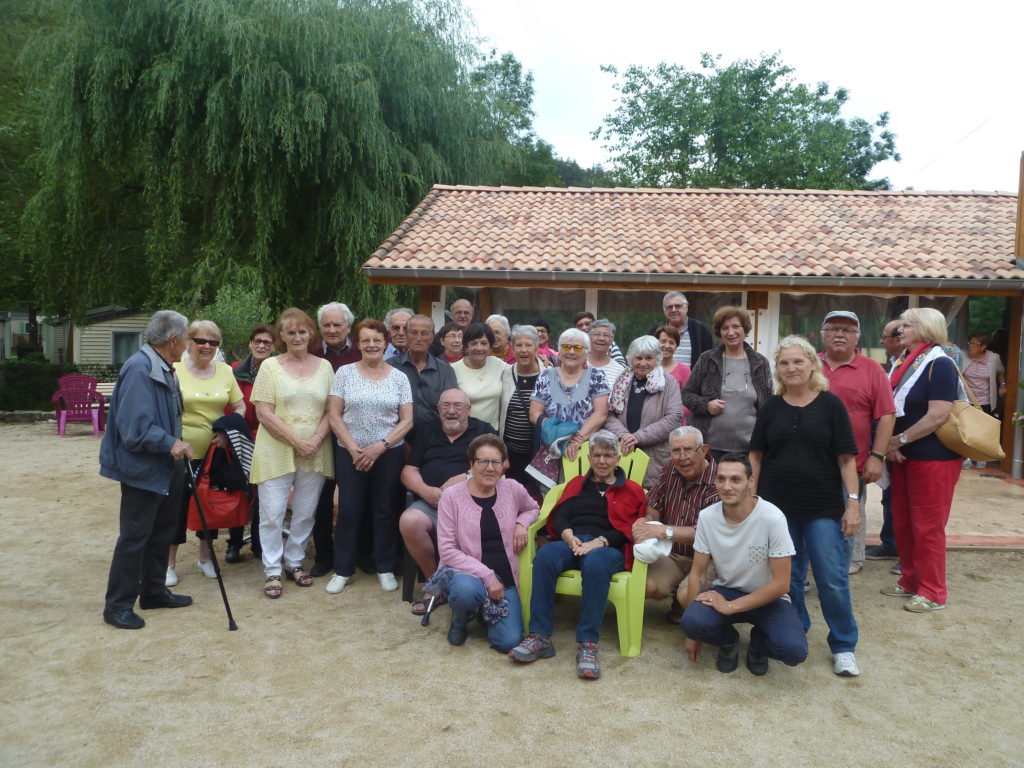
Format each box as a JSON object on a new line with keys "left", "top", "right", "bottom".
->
{"left": 417, "top": 285, "right": 437, "bottom": 316}
{"left": 1000, "top": 293, "right": 1022, "bottom": 472}
{"left": 1016, "top": 152, "right": 1024, "bottom": 262}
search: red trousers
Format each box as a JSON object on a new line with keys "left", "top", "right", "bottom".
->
{"left": 889, "top": 458, "right": 961, "bottom": 604}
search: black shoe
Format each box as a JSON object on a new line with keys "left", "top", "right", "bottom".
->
{"left": 746, "top": 647, "right": 769, "bottom": 676}
{"left": 715, "top": 643, "right": 739, "bottom": 673}
{"left": 310, "top": 561, "right": 333, "bottom": 578}
{"left": 447, "top": 617, "right": 468, "bottom": 646}
{"left": 104, "top": 608, "right": 145, "bottom": 629}
{"left": 865, "top": 545, "right": 898, "bottom": 561}
{"left": 665, "top": 599, "right": 683, "bottom": 625}
{"left": 225, "top": 544, "right": 242, "bottom": 564}
{"left": 138, "top": 591, "right": 193, "bottom": 610}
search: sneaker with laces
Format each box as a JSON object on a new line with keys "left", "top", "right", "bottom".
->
{"left": 325, "top": 574, "right": 350, "bottom": 594}
{"left": 377, "top": 572, "right": 398, "bottom": 592}
{"left": 576, "top": 641, "right": 600, "bottom": 679}
{"left": 715, "top": 643, "right": 739, "bottom": 673}
{"left": 904, "top": 594, "right": 945, "bottom": 612}
{"left": 880, "top": 583, "right": 912, "bottom": 597}
{"left": 833, "top": 652, "right": 860, "bottom": 677}
{"left": 509, "top": 633, "right": 555, "bottom": 663}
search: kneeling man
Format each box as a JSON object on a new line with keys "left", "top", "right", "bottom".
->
{"left": 680, "top": 453, "right": 807, "bottom": 675}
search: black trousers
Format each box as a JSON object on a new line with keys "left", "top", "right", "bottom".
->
{"left": 333, "top": 445, "right": 404, "bottom": 576}
{"left": 104, "top": 461, "right": 185, "bottom": 612}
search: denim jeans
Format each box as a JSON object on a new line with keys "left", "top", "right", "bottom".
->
{"left": 788, "top": 515, "right": 858, "bottom": 654}
{"left": 447, "top": 574, "right": 523, "bottom": 652}
{"left": 527, "top": 535, "right": 625, "bottom": 644}
{"left": 680, "top": 586, "right": 808, "bottom": 666}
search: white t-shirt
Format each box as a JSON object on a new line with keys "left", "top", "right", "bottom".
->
{"left": 330, "top": 364, "right": 412, "bottom": 447}
{"left": 693, "top": 498, "right": 795, "bottom": 595}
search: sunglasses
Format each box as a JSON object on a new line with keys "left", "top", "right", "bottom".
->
{"left": 560, "top": 343, "right": 585, "bottom": 353}
{"left": 192, "top": 337, "right": 221, "bottom": 347}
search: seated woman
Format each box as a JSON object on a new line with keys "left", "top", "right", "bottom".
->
{"left": 509, "top": 430, "right": 647, "bottom": 680}
{"left": 436, "top": 435, "right": 540, "bottom": 651}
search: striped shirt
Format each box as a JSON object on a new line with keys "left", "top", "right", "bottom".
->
{"left": 646, "top": 456, "right": 719, "bottom": 558}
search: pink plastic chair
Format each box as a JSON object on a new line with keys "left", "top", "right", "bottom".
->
{"left": 51, "top": 374, "right": 106, "bottom": 437}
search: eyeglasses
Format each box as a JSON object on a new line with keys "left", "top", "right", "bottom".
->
{"left": 439, "top": 402, "right": 467, "bottom": 411}
{"left": 472, "top": 458, "right": 502, "bottom": 468}
{"left": 560, "top": 343, "right": 585, "bottom": 353}
{"left": 822, "top": 327, "right": 859, "bottom": 336}
{"left": 967, "top": 341, "right": 984, "bottom": 347}
{"left": 671, "top": 445, "right": 701, "bottom": 456}
{"left": 192, "top": 338, "right": 221, "bottom": 347}
{"left": 590, "top": 452, "right": 618, "bottom": 461}
{"left": 665, "top": 303, "right": 686, "bottom": 310}
{"left": 251, "top": 339, "right": 273, "bottom": 346}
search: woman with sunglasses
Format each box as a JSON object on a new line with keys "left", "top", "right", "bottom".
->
{"left": 167, "top": 320, "right": 246, "bottom": 585}
{"left": 529, "top": 328, "right": 610, "bottom": 463}
{"left": 436, "top": 434, "right": 539, "bottom": 649}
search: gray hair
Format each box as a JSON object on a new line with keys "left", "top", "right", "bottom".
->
{"left": 317, "top": 301, "right": 353, "bottom": 326}
{"left": 510, "top": 324, "right": 539, "bottom": 346}
{"left": 145, "top": 310, "right": 189, "bottom": 346}
{"left": 670, "top": 425, "right": 704, "bottom": 448}
{"left": 486, "top": 314, "right": 511, "bottom": 336}
{"left": 384, "top": 307, "right": 414, "bottom": 326}
{"left": 407, "top": 313, "right": 435, "bottom": 333}
{"left": 590, "top": 318, "right": 616, "bottom": 337}
{"left": 589, "top": 429, "right": 621, "bottom": 456}
{"left": 558, "top": 327, "right": 591, "bottom": 353}
{"left": 663, "top": 291, "right": 688, "bottom": 308}
{"left": 626, "top": 335, "right": 663, "bottom": 364}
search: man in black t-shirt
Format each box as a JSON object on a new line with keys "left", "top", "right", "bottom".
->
{"left": 399, "top": 389, "right": 497, "bottom": 605}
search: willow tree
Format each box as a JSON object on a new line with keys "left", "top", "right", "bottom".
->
{"left": 21, "top": 0, "right": 513, "bottom": 322}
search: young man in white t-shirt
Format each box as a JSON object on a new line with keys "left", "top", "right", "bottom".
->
{"left": 680, "top": 453, "right": 808, "bottom": 675}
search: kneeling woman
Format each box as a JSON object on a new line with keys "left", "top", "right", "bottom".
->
{"left": 510, "top": 430, "right": 647, "bottom": 680}
{"left": 436, "top": 435, "right": 539, "bottom": 651}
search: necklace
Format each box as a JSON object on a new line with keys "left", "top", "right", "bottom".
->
{"left": 632, "top": 376, "right": 648, "bottom": 395}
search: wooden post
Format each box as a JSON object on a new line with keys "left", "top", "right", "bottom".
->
{"left": 1001, "top": 293, "right": 1022, "bottom": 473}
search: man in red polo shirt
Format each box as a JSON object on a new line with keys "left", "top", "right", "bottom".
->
{"left": 818, "top": 311, "right": 896, "bottom": 575}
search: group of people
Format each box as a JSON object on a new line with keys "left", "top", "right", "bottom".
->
{"left": 99, "top": 295, "right": 980, "bottom": 683}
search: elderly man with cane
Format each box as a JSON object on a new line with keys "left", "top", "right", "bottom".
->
{"left": 101, "top": 310, "right": 195, "bottom": 629}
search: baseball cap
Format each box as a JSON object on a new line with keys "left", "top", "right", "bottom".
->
{"left": 822, "top": 311, "right": 860, "bottom": 327}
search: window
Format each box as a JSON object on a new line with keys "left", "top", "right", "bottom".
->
{"left": 112, "top": 332, "right": 141, "bottom": 365}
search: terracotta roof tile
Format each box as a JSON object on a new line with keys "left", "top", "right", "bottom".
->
{"left": 362, "top": 185, "right": 1023, "bottom": 287}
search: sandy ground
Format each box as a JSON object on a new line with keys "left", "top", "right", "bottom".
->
{"left": 2, "top": 421, "right": 1023, "bottom": 768}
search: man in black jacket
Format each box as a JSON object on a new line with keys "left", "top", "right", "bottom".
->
{"left": 649, "top": 291, "right": 713, "bottom": 366}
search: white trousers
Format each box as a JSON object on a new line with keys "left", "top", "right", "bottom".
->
{"left": 258, "top": 470, "right": 326, "bottom": 576}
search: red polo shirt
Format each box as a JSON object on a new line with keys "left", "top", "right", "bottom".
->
{"left": 819, "top": 350, "right": 895, "bottom": 472}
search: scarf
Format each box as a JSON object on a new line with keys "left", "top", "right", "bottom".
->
{"left": 608, "top": 366, "right": 666, "bottom": 414}
{"left": 891, "top": 344, "right": 965, "bottom": 417}
{"left": 422, "top": 566, "right": 510, "bottom": 625}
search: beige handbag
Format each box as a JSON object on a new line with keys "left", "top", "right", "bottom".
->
{"left": 934, "top": 367, "right": 1005, "bottom": 463}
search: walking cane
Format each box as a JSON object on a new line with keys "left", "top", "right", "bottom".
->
{"left": 185, "top": 462, "right": 239, "bottom": 631}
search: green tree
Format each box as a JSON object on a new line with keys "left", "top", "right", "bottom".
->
{"left": 595, "top": 53, "right": 899, "bottom": 190}
{"left": 20, "top": 0, "right": 516, "bottom": 323}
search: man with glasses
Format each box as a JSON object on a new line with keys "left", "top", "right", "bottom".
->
{"left": 648, "top": 291, "right": 713, "bottom": 366}
{"left": 383, "top": 307, "right": 414, "bottom": 358}
{"left": 398, "top": 389, "right": 497, "bottom": 611}
{"left": 430, "top": 298, "right": 475, "bottom": 356}
{"left": 817, "top": 311, "right": 896, "bottom": 576}
{"left": 387, "top": 314, "right": 457, "bottom": 437}
{"left": 631, "top": 426, "right": 720, "bottom": 621}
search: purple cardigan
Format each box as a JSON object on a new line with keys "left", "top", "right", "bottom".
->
{"left": 437, "top": 478, "right": 539, "bottom": 588}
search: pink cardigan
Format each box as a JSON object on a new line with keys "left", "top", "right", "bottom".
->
{"left": 437, "top": 478, "right": 539, "bottom": 588}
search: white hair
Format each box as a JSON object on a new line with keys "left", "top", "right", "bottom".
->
{"left": 486, "top": 314, "right": 511, "bottom": 335}
{"left": 626, "top": 335, "right": 663, "bottom": 364}
{"left": 317, "top": 302, "right": 353, "bottom": 326}
{"left": 590, "top": 318, "right": 616, "bottom": 337}
{"left": 670, "top": 425, "right": 704, "bottom": 447}
{"left": 384, "top": 307, "right": 414, "bottom": 326}
{"left": 589, "top": 429, "right": 621, "bottom": 456}
{"left": 558, "top": 327, "right": 591, "bottom": 352}
{"left": 145, "top": 310, "right": 189, "bottom": 346}
{"left": 510, "top": 324, "right": 539, "bottom": 345}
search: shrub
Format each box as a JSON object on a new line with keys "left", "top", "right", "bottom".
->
{"left": 0, "top": 360, "right": 79, "bottom": 410}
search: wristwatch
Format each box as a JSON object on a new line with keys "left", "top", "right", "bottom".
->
{"left": 848, "top": 493, "right": 860, "bottom": 501}
{"left": 869, "top": 451, "right": 886, "bottom": 461}
{"left": 664, "top": 526, "right": 674, "bottom": 542}
{"left": 597, "top": 536, "right": 609, "bottom": 547}
{"left": 898, "top": 433, "right": 909, "bottom": 445}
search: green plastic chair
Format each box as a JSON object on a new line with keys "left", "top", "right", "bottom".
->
{"left": 561, "top": 442, "right": 650, "bottom": 485}
{"left": 518, "top": 478, "right": 649, "bottom": 658}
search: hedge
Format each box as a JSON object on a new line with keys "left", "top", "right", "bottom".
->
{"left": 0, "top": 360, "right": 120, "bottom": 411}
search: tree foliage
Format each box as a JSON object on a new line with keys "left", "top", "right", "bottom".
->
{"left": 20, "top": 0, "right": 521, "bottom": 322}
{"left": 595, "top": 53, "right": 899, "bottom": 190}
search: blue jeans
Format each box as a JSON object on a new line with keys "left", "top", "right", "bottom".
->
{"left": 788, "top": 516, "right": 858, "bottom": 653}
{"left": 447, "top": 574, "right": 523, "bottom": 653}
{"left": 680, "top": 586, "right": 808, "bottom": 666}
{"left": 527, "top": 535, "right": 625, "bottom": 644}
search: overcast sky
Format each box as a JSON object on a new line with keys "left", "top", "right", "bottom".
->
{"left": 465, "top": 0, "right": 1023, "bottom": 192}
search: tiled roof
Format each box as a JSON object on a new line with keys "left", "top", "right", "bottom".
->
{"left": 362, "top": 185, "right": 1024, "bottom": 290}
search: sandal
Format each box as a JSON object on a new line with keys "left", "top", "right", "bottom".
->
{"left": 284, "top": 567, "right": 313, "bottom": 587}
{"left": 263, "top": 576, "right": 282, "bottom": 599}
{"left": 411, "top": 594, "right": 447, "bottom": 616}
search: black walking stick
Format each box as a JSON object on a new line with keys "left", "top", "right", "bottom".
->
{"left": 185, "top": 462, "right": 239, "bottom": 631}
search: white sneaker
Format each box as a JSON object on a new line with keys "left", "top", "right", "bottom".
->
{"left": 165, "top": 566, "right": 178, "bottom": 587}
{"left": 833, "top": 652, "right": 860, "bottom": 677}
{"left": 378, "top": 572, "right": 399, "bottom": 592}
{"left": 325, "top": 574, "right": 350, "bottom": 594}
{"left": 198, "top": 559, "right": 217, "bottom": 579}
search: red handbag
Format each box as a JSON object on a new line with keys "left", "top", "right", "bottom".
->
{"left": 186, "top": 448, "right": 249, "bottom": 531}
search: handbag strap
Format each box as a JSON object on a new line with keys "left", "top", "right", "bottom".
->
{"left": 928, "top": 359, "right": 982, "bottom": 408}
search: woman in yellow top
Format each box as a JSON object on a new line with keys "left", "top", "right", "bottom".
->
{"left": 250, "top": 308, "right": 335, "bottom": 598}
{"left": 168, "top": 320, "right": 245, "bottom": 586}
